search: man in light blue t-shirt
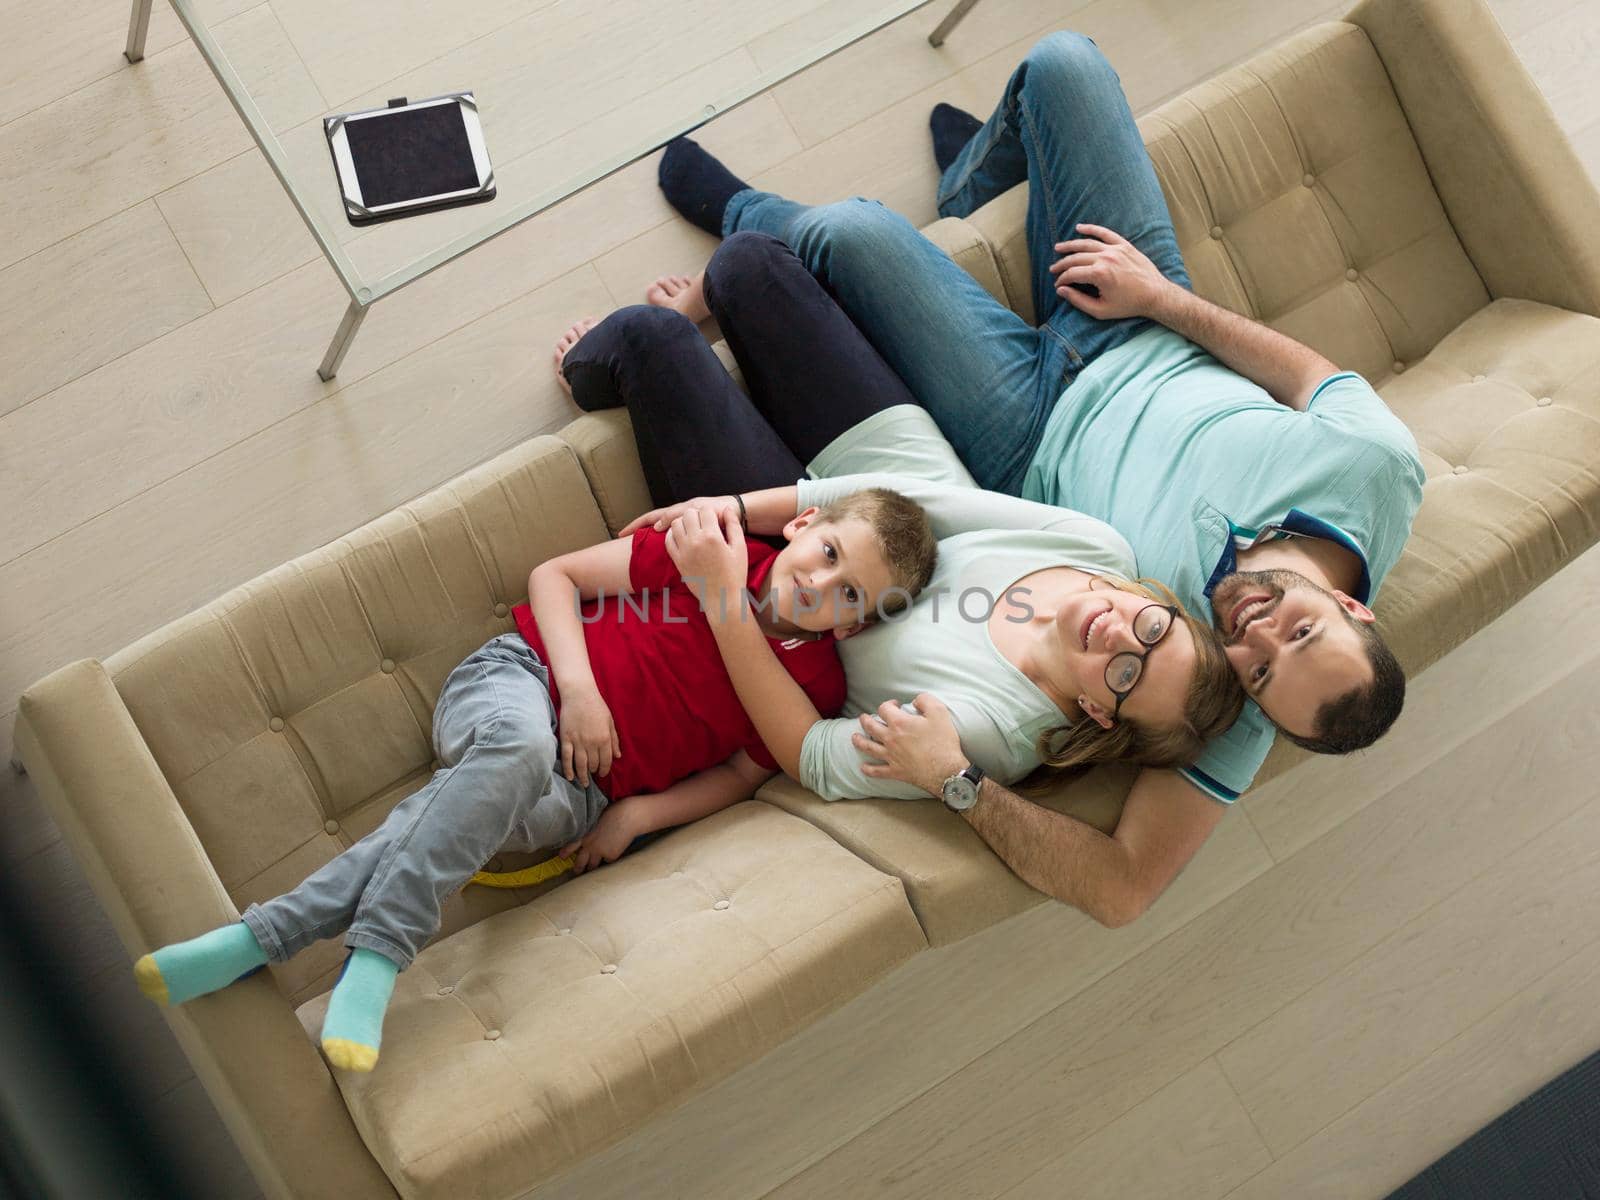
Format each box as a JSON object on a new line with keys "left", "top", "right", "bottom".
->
{"left": 654, "top": 31, "right": 1424, "bottom": 928}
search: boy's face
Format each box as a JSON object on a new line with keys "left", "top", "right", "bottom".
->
{"left": 768, "top": 510, "right": 899, "bottom": 634}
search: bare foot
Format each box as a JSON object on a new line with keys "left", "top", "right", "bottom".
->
{"left": 552, "top": 317, "right": 601, "bottom": 397}
{"left": 645, "top": 272, "right": 710, "bottom": 324}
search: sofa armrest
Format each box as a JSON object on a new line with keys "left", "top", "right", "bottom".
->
{"left": 1349, "top": 0, "right": 1600, "bottom": 317}
{"left": 15, "top": 659, "right": 397, "bottom": 1200}
{"left": 558, "top": 409, "right": 655, "bottom": 536}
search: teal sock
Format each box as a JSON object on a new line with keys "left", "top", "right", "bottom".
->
{"left": 320, "top": 948, "right": 400, "bottom": 1072}
{"left": 133, "top": 921, "right": 268, "bottom": 1007}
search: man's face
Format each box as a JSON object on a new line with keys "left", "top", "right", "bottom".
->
{"left": 768, "top": 512, "right": 898, "bottom": 633}
{"left": 1210, "top": 568, "right": 1375, "bottom": 738}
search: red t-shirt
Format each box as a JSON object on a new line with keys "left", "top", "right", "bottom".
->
{"left": 511, "top": 528, "right": 846, "bottom": 799}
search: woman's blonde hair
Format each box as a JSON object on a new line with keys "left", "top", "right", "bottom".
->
{"left": 1019, "top": 575, "right": 1244, "bottom": 791}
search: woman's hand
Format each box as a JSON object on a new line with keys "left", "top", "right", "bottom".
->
{"left": 558, "top": 799, "right": 641, "bottom": 875}
{"left": 617, "top": 494, "right": 743, "bottom": 538}
{"left": 1049, "top": 223, "right": 1178, "bottom": 322}
{"left": 850, "top": 693, "right": 969, "bottom": 797}
{"left": 557, "top": 686, "right": 620, "bottom": 787}
{"left": 665, "top": 507, "right": 749, "bottom": 618}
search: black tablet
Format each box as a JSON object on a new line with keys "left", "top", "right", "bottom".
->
{"left": 324, "top": 92, "right": 495, "bottom": 225}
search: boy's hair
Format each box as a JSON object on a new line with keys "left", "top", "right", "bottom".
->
{"left": 813, "top": 488, "right": 937, "bottom": 618}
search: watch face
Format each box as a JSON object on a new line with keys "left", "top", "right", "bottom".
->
{"left": 942, "top": 775, "right": 978, "bottom": 810}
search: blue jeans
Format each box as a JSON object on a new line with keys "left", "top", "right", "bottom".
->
{"left": 242, "top": 634, "right": 607, "bottom": 971}
{"left": 724, "top": 31, "right": 1190, "bottom": 495}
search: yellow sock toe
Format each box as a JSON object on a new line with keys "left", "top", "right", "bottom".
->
{"left": 133, "top": 954, "right": 170, "bottom": 1006}
{"left": 322, "top": 1037, "right": 379, "bottom": 1072}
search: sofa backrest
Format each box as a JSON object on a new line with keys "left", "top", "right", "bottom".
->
{"left": 100, "top": 435, "right": 611, "bottom": 998}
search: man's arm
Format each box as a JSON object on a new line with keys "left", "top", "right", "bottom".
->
{"left": 855, "top": 696, "right": 1225, "bottom": 927}
{"left": 958, "top": 767, "right": 1225, "bottom": 928}
{"left": 1051, "top": 223, "right": 1338, "bottom": 411}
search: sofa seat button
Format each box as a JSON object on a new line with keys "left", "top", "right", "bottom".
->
{"left": 600, "top": 963, "right": 618, "bottom": 974}
{"left": 484, "top": 1029, "right": 501, "bottom": 1040}
{"left": 1209, "top": 225, "right": 1223, "bottom": 240}
{"left": 324, "top": 819, "right": 340, "bottom": 835}
{"left": 494, "top": 602, "right": 509, "bottom": 618}
{"left": 1537, "top": 396, "right": 1553, "bottom": 407}
{"left": 438, "top": 985, "right": 454, "bottom": 996}
{"left": 1303, "top": 173, "right": 1316, "bottom": 188}
{"left": 671, "top": 870, "right": 685, "bottom": 878}
{"left": 713, "top": 899, "right": 731, "bottom": 911}
{"left": 1453, "top": 464, "right": 1470, "bottom": 475}
{"left": 381, "top": 658, "right": 395, "bottom": 674}
{"left": 1472, "top": 374, "right": 1485, "bottom": 383}
{"left": 1392, "top": 361, "right": 1405, "bottom": 374}
{"left": 1345, "top": 268, "right": 1358, "bottom": 282}
{"left": 269, "top": 716, "right": 285, "bottom": 732}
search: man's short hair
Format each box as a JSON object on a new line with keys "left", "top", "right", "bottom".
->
{"left": 814, "top": 488, "right": 937, "bottom": 617}
{"left": 1281, "top": 617, "right": 1406, "bottom": 754}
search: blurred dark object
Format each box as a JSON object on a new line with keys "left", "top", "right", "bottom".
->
{"left": 0, "top": 869, "right": 202, "bottom": 1200}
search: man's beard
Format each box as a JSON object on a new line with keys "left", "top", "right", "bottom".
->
{"left": 1211, "top": 568, "right": 1327, "bottom": 643}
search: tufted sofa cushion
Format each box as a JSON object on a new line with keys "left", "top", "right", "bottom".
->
{"left": 294, "top": 801, "right": 926, "bottom": 1200}
{"left": 101, "top": 434, "right": 614, "bottom": 1005}
{"left": 1364, "top": 299, "right": 1600, "bottom": 670}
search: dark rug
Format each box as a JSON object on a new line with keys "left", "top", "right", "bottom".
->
{"left": 1385, "top": 1047, "right": 1600, "bottom": 1199}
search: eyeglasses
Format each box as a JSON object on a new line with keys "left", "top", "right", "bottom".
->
{"left": 1090, "top": 577, "right": 1181, "bottom": 720}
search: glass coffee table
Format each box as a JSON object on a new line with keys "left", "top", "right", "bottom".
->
{"left": 121, "top": 0, "right": 984, "bottom": 378}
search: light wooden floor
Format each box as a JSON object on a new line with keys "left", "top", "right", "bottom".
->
{"left": 2, "top": 0, "right": 1597, "bottom": 1196}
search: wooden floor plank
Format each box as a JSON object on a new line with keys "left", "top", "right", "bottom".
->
{"left": 0, "top": 264, "right": 612, "bottom": 715}
{"left": 1512, "top": 0, "right": 1600, "bottom": 132}
{"left": 0, "top": 8, "right": 322, "bottom": 273}
{"left": 997, "top": 1058, "right": 1273, "bottom": 1200}
{"left": 1485, "top": 0, "right": 1586, "bottom": 40}
{"left": 0, "top": 0, "right": 257, "bottom": 127}
{"left": 1222, "top": 930, "right": 1600, "bottom": 1200}
{"left": 758, "top": 0, "right": 1098, "bottom": 149}
{"left": 269, "top": 0, "right": 553, "bottom": 111}
{"left": 1243, "top": 542, "right": 1600, "bottom": 861}
{"left": 0, "top": 201, "right": 212, "bottom": 417}
{"left": 154, "top": 148, "right": 320, "bottom": 306}
{"left": 0, "top": 94, "right": 798, "bottom": 577}
{"left": 1219, "top": 779, "right": 1600, "bottom": 1156}
{"left": 761, "top": 660, "right": 1600, "bottom": 1200}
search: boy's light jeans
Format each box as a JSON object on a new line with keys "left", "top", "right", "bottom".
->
{"left": 242, "top": 633, "right": 607, "bottom": 972}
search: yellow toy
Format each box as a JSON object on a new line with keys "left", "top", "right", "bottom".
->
{"left": 470, "top": 856, "right": 575, "bottom": 889}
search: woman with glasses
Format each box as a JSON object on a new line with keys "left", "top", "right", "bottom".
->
{"left": 550, "top": 232, "right": 1244, "bottom": 801}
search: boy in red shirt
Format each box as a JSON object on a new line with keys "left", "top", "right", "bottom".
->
{"left": 133, "top": 487, "right": 935, "bottom": 1072}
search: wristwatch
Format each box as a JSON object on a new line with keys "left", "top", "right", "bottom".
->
{"left": 940, "top": 763, "right": 985, "bottom": 812}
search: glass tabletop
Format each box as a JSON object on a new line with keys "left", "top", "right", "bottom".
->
{"left": 177, "top": 0, "right": 933, "bottom": 302}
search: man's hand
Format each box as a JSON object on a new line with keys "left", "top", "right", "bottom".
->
{"left": 557, "top": 686, "right": 620, "bottom": 787}
{"left": 665, "top": 507, "right": 749, "bottom": 618}
{"left": 558, "top": 799, "right": 641, "bottom": 875}
{"left": 618, "top": 495, "right": 742, "bottom": 538}
{"left": 1049, "top": 223, "right": 1178, "bottom": 322}
{"left": 850, "top": 693, "right": 968, "bottom": 796}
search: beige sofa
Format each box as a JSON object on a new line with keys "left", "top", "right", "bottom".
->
{"left": 14, "top": 1, "right": 1600, "bottom": 1196}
